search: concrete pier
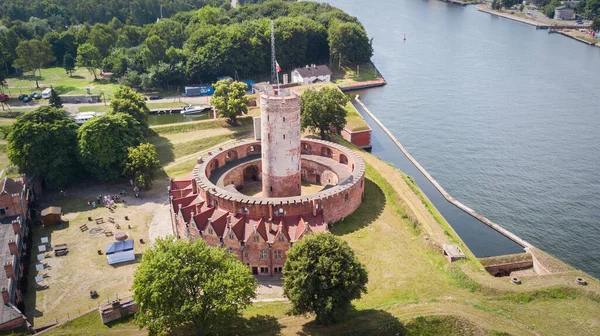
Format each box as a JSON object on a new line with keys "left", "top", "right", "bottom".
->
{"left": 355, "top": 95, "right": 532, "bottom": 249}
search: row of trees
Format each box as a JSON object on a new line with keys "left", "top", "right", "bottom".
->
{"left": 6, "top": 87, "right": 160, "bottom": 189}
{"left": 0, "top": 0, "right": 373, "bottom": 91}
{"left": 133, "top": 233, "right": 368, "bottom": 334}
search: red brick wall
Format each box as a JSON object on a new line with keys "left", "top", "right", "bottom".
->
{"left": 341, "top": 128, "right": 371, "bottom": 148}
{"left": 0, "top": 316, "right": 25, "bottom": 332}
{"left": 322, "top": 176, "right": 365, "bottom": 223}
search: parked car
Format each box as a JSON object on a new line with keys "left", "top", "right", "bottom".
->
{"left": 148, "top": 95, "right": 162, "bottom": 100}
{"left": 18, "top": 94, "right": 26, "bottom": 101}
{"left": 42, "top": 88, "right": 52, "bottom": 99}
{"left": 22, "top": 96, "right": 31, "bottom": 102}
{"left": 33, "top": 93, "right": 42, "bottom": 99}
{"left": 0, "top": 94, "right": 8, "bottom": 103}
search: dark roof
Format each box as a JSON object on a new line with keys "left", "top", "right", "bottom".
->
{"left": 41, "top": 207, "right": 62, "bottom": 217}
{"left": 106, "top": 240, "right": 134, "bottom": 255}
{"left": 293, "top": 65, "right": 332, "bottom": 78}
{"left": 0, "top": 178, "right": 22, "bottom": 196}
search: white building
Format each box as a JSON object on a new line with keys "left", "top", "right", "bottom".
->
{"left": 291, "top": 65, "right": 332, "bottom": 86}
{"left": 72, "top": 112, "right": 104, "bottom": 125}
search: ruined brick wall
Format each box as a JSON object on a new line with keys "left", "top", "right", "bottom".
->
{"left": 301, "top": 160, "right": 339, "bottom": 186}
{"left": 222, "top": 160, "right": 262, "bottom": 190}
{"left": 260, "top": 91, "right": 301, "bottom": 197}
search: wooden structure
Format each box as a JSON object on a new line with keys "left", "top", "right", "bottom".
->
{"left": 41, "top": 207, "right": 62, "bottom": 227}
{"left": 99, "top": 298, "right": 138, "bottom": 324}
{"left": 443, "top": 244, "right": 466, "bottom": 262}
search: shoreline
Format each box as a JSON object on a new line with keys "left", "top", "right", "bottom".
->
{"left": 354, "top": 95, "right": 532, "bottom": 250}
{"left": 477, "top": 6, "right": 598, "bottom": 47}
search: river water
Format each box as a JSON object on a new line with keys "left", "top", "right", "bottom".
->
{"left": 319, "top": 1, "right": 600, "bottom": 278}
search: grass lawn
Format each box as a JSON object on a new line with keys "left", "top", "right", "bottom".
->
{"left": 332, "top": 61, "right": 382, "bottom": 86}
{"left": 6, "top": 67, "right": 120, "bottom": 99}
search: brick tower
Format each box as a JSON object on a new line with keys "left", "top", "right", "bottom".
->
{"left": 261, "top": 90, "right": 301, "bottom": 197}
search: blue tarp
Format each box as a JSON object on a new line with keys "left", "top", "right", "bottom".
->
{"left": 106, "top": 240, "right": 134, "bottom": 255}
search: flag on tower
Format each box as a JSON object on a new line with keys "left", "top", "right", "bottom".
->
{"left": 276, "top": 61, "right": 281, "bottom": 73}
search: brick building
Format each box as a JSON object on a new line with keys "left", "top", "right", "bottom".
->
{"left": 169, "top": 89, "right": 365, "bottom": 276}
{"left": 0, "top": 176, "right": 39, "bottom": 331}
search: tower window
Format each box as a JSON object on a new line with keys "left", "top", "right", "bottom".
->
{"left": 283, "top": 134, "right": 286, "bottom": 139}
{"left": 283, "top": 117, "right": 285, "bottom": 122}
{"left": 270, "top": 186, "right": 273, "bottom": 192}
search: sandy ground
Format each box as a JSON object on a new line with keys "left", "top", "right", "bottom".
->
{"left": 25, "top": 180, "right": 174, "bottom": 326}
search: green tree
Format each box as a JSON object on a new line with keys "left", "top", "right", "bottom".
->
{"left": 283, "top": 233, "right": 368, "bottom": 325}
{"left": 48, "top": 87, "right": 63, "bottom": 108}
{"left": 212, "top": 80, "right": 249, "bottom": 125}
{"left": 133, "top": 237, "right": 257, "bottom": 335}
{"left": 76, "top": 43, "right": 102, "bottom": 80}
{"left": 7, "top": 106, "right": 80, "bottom": 188}
{"left": 109, "top": 86, "right": 150, "bottom": 130}
{"left": 328, "top": 21, "right": 373, "bottom": 65}
{"left": 592, "top": 17, "right": 600, "bottom": 31}
{"left": 300, "top": 87, "right": 349, "bottom": 139}
{"left": 143, "top": 35, "right": 167, "bottom": 67}
{"left": 63, "top": 53, "right": 76, "bottom": 77}
{"left": 13, "top": 40, "right": 55, "bottom": 88}
{"left": 77, "top": 113, "right": 143, "bottom": 181}
{"left": 124, "top": 143, "right": 160, "bottom": 189}
{"left": 88, "top": 24, "right": 116, "bottom": 57}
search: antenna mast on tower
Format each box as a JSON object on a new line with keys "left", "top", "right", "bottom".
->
{"left": 270, "top": 20, "right": 280, "bottom": 89}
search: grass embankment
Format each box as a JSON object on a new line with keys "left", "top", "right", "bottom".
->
{"left": 78, "top": 101, "right": 200, "bottom": 113}
{"left": 46, "top": 139, "right": 600, "bottom": 335}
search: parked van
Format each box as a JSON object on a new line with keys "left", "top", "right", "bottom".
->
{"left": 41, "top": 88, "right": 52, "bottom": 99}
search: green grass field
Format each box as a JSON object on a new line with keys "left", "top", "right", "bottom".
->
{"left": 6, "top": 67, "right": 120, "bottom": 100}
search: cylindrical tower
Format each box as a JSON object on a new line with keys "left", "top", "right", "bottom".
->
{"left": 261, "top": 89, "right": 301, "bottom": 198}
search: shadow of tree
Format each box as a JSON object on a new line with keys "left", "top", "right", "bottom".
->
{"left": 330, "top": 178, "right": 386, "bottom": 236}
{"left": 170, "top": 314, "right": 283, "bottom": 336}
{"left": 299, "top": 309, "right": 405, "bottom": 336}
{"left": 69, "top": 75, "right": 85, "bottom": 79}
{"left": 53, "top": 85, "right": 77, "bottom": 95}
{"left": 147, "top": 134, "right": 175, "bottom": 166}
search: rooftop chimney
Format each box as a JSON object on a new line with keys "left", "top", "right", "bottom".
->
{"left": 1, "top": 287, "right": 9, "bottom": 305}
{"left": 3, "top": 262, "right": 14, "bottom": 280}
{"left": 8, "top": 240, "right": 18, "bottom": 257}
{"left": 11, "top": 220, "right": 20, "bottom": 237}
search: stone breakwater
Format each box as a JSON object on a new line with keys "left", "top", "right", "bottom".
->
{"left": 355, "top": 95, "right": 532, "bottom": 249}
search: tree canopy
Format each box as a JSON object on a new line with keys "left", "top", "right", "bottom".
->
{"left": 13, "top": 40, "right": 55, "bottom": 88}
{"left": 77, "top": 113, "right": 143, "bottom": 181}
{"left": 124, "top": 143, "right": 161, "bottom": 189}
{"left": 76, "top": 43, "right": 102, "bottom": 80}
{"left": 109, "top": 86, "right": 150, "bottom": 130}
{"left": 7, "top": 106, "right": 80, "bottom": 188}
{"left": 300, "top": 87, "right": 349, "bottom": 139}
{"left": 0, "top": 0, "right": 372, "bottom": 90}
{"left": 212, "top": 80, "right": 249, "bottom": 125}
{"left": 283, "top": 233, "right": 368, "bottom": 325}
{"left": 133, "top": 237, "right": 257, "bottom": 335}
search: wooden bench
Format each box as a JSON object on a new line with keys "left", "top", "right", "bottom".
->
{"left": 95, "top": 218, "right": 104, "bottom": 224}
{"left": 105, "top": 231, "right": 113, "bottom": 237}
{"left": 79, "top": 224, "right": 88, "bottom": 232}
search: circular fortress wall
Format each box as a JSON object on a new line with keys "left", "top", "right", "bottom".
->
{"left": 260, "top": 91, "right": 302, "bottom": 198}
{"left": 195, "top": 139, "right": 365, "bottom": 224}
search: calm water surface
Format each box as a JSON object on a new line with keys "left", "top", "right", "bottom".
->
{"left": 320, "top": 0, "right": 600, "bottom": 278}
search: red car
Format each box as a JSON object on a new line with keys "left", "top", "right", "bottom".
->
{"left": 0, "top": 94, "right": 8, "bottom": 103}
